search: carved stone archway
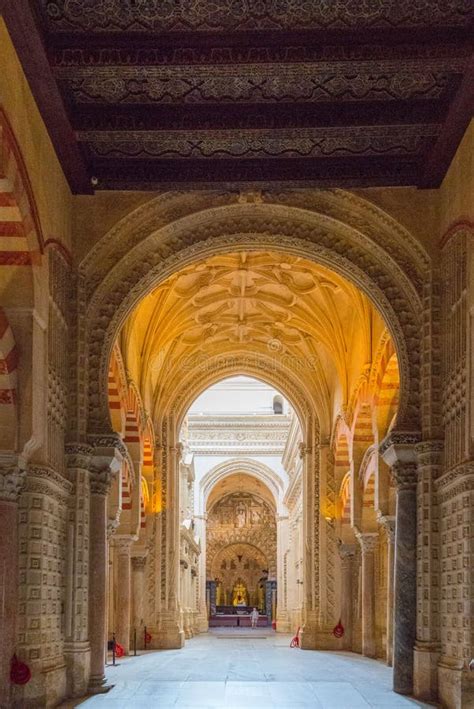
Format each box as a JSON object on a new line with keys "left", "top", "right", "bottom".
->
{"left": 200, "top": 458, "right": 286, "bottom": 516}
{"left": 79, "top": 190, "right": 428, "bottom": 439}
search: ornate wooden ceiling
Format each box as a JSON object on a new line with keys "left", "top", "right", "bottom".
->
{"left": 2, "top": 1, "right": 473, "bottom": 192}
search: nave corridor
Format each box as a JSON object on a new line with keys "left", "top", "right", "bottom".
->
{"left": 77, "top": 633, "right": 433, "bottom": 709}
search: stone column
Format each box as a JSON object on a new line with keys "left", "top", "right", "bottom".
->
{"left": 88, "top": 470, "right": 113, "bottom": 692}
{"left": 193, "top": 514, "right": 208, "bottom": 633}
{"left": 338, "top": 543, "right": 356, "bottom": 650}
{"left": 413, "top": 441, "right": 442, "bottom": 701}
{"left": 0, "top": 459, "right": 25, "bottom": 706}
{"left": 378, "top": 516, "right": 395, "bottom": 666}
{"left": 381, "top": 432, "right": 419, "bottom": 696}
{"left": 356, "top": 532, "right": 378, "bottom": 658}
{"left": 132, "top": 556, "right": 147, "bottom": 648}
{"left": 115, "top": 537, "right": 134, "bottom": 655}
{"left": 276, "top": 514, "right": 290, "bottom": 632}
{"left": 64, "top": 444, "right": 93, "bottom": 697}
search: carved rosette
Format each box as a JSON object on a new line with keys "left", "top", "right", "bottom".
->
{"left": 356, "top": 532, "right": 379, "bottom": 554}
{"left": 0, "top": 464, "right": 26, "bottom": 502}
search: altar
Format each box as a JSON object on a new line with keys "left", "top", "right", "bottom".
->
{"left": 209, "top": 606, "right": 269, "bottom": 627}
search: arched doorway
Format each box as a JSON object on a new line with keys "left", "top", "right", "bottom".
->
{"left": 77, "top": 192, "right": 425, "bottom": 695}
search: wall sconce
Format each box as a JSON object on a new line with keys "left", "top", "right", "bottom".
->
{"left": 325, "top": 515, "right": 335, "bottom": 528}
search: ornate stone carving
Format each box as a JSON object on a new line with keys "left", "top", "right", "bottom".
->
{"left": 390, "top": 462, "right": 418, "bottom": 490}
{"left": 90, "top": 468, "right": 114, "bottom": 496}
{"left": 79, "top": 196, "right": 424, "bottom": 436}
{"left": 377, "top": 514, "right": 396, "bottom": 543}
{"left": 40, "top": 1, "right": 473, "bottom": 33}
{"left": 338, "top": 542, "right": 357, "bottom": 564}
{"left": 25, "top": 465, "right": 73, "bottom": 501}
{"left": 107, "top": 517, "right": 119, "bottom": 539}
{"left": 0, "top": 462, "right": 26, "bottom": 501}
{"left": 132, "top": 556, "right": 147, "bottom": 571}
{"left": 65, "top": 442, "right": 93, "bottom": 470}
{"left": 356, "top": 532, "right": 379, "bottom": 553}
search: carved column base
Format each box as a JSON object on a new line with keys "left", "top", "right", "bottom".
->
{"left": 64, "top": 641, "right": 90, "bottom": 698}
{"left": 413, "top": 642, "right": 439, "bottom": 701}
{"left": 87, "top": 674, "right": 112, "bottom": 695}
{"left": 276, "top": 611, "right": 291, "bottom": 633}
{"left": 194, "top": 612, "right": 209, "bottom": 633}
{"left": 150, "top": 613, "right": 185, "bottom": 649}
{"left": 438, "top": 656, "right": 474, "bottom": 709}
{"left": 11, "top": 663, "right": 67, "bottom": 709}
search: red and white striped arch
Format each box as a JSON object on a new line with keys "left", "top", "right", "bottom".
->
{"left": 0, "top": 308, "right": 18, "bottom": 448}
{"left": 0, "top": 108, "right": 43, "bottom": 306}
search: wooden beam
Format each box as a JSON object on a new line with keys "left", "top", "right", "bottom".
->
{"left": 419, "top": 52, "right": 474, "bottom": 188}
{"left": 0, "top": 0, "right": 93, "bottom": 194}
{"left": 90, "top": 155, "right": 419, "bottom": 190}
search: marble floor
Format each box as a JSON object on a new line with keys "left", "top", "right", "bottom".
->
{"left": 76, "top": 632, "right": 437, "bottom": 709}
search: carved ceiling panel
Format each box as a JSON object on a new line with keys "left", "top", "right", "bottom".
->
{"left": 4, "top": 2, "right": 471, "bottom": 190}
{"left": 121, "top": 250, "right": 388, "bottom": 412}
{"left": 40, "top": 1, "right": 473, "bottom": 33}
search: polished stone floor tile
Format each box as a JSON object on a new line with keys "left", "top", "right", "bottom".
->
{"left": 77, "top": 633, "right": 434, "bottom": 708}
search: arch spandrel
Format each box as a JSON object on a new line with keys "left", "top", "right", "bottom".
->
{"left": 81, "top": 194, "right": 426, "bottom": 436}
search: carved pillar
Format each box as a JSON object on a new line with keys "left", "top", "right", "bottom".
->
{"left": 88, "top": 469, "right": 113, "bottom": 692}
{"left": 132, "top": 556, "right": 147, "bottom": 648}
{"left": 356, "top": 532, "right": 378, "bottom": 658}
{"left": 378, "top": 515, "right": 396, "bottom": 666}
{"left": 115, "top": 537, "right": 134, "bottom": 655}
{"left": 338, "top": 543, "right": 356, "bottom": 650}
{"left": 414, "top": 441, "right": 442, "bottom": 700}
{"left": 193, "top": 514, "right": 208, "bottom": 633}
{"left": 276, "top": 514, "right": 290, "bottom": 632}
{"left": 381, "top": 433, "right": 419, "bottom": 696}
{"left": 87, "top": 437, "right": 122, "bottom": 693}
{"left": 300, "top": 431, "right": 321, "bottom": 650}
{"left": 64, "top": 444, "right": 92, "bottom": 697}
{"left": 0, "top": 458, "right": 25, "bottom": 706}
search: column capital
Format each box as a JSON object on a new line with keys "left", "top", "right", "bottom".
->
{"left": 65, "top": 443, "right": 93, "bottom": 470}
{"left": 0, "top": 456, "right": 26, "bottom": 502}
{"left": 298, "top": 442, "right": 312, "bottom": 458}
{"left": 90, "top": 468, "right": 115, "bottom": 496}
{"left": 391, "top": 461, "right": 418, "bottom": 491}
{"left": 338, "top": 542, "right": 357, "bottom": 563}
{"left": 356, "top": 531, "right": 379, "bottom": 554}
{"left": 88, "top": 432, "right": 123, "bottom": 495}
{"left": 114, "top": 535, "right": 137, "bottom": 553}
{"left": 414, "top": 439, "right": 444, "bottom": 465}
{"left": 379, "top": 430, "right": 421, "bottom": 467}
{"left": 132, "top": 555, "right": 147, "bottom": 571}
{"left": 377, "top": 514, "right": 396, "bottom": 543}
